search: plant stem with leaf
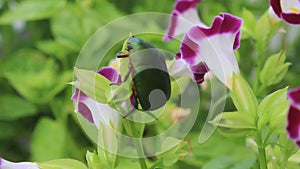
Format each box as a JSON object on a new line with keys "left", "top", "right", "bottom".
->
{"left": 128, "top": 120, "right": 148, "bottom": 169}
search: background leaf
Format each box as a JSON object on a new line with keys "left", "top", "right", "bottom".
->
{"left": 2, "top": 49, "right": 72, "bottom": 104}
{"left": 31, "top": 118, "right": 66, "bottom": 161}
{"left": 0, "top": 0, "right": 66, "bottom": 24}
{"left": 0, "top": 94, "right": 37, "bottom": 120}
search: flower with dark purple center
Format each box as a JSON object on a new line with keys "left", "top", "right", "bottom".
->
{"left": 287, "top": 87, "right": 300, "bottom": 147}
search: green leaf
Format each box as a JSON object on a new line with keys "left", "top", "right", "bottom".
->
{"left": 2, "top": 49, "right": 72, "bottom": 104}
{"left": 241, "top": 8, "right": 256, "bottom": 39}
{"left": 203, "top": 156, "right": 255, "bottom": 169}
{"left": 0, "top": 95, "right": 37, "bottom": 120}
{"left": 51, "top": 5, "right": 102, "bottom": 51}
{"left": 86, "top": 151, "right": 103, "bottom": 169}
{"left": 31, "top": 118, "right": 66, "bottom": 161}
{"left": 70, "top": 68, "right": 111, "bottom": 103}
{"left": 50, "top": 97, "right": 73, "bottom": 121}
{"left": 38, "top": 159, "right": 88, "bottom": 169}
{"left": 157, "top": 137, "right": 188, "bottom": 167}
{"left": 231, "top": 157, "right": 256, "bottom": 169}
{"left": 93, "top": 0, "right": 123, "bottom": 23}
{"left": 0, "top": 0, "right": 66, "bottom": 24}
{"left": 36, "top": 40, "right": 70, "bottom": 60}
{"left": 260, "top": 50, "right": 291, "bottom": 86}
{"left": 230, "top": 74, "right": 258, "bottom": 117}
{"left": 210, "top": 112, "right": 255, "bottom": 130}
{"left": 257, "top": 87, "right": 289, "bottom": 131}
{"left": 202, "top": 157, "right": 235, "bottom": 169}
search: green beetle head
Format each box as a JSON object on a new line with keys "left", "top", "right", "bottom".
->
{"left": 117, "top": 35, "right": 144, "bottom": 58}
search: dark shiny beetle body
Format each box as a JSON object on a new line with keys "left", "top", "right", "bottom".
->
{"left": 117, "top": 36, "right": 171, "bottom": 111}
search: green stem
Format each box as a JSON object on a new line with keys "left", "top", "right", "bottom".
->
{"left": 129, "top": 120, "right": 148, "bottom": 169}
{"left": 256, "top": 132, "right": 268, "bottom": 169}
{"left": 253, "top": 52, "right": 263, "bottom": 95}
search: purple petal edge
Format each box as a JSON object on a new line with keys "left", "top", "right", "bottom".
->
{"left": 78, "top": 102, "right": 94, "bottom": 123}
{"left": 270, "top": 0, "right": 300, "bottom": 25}
{"left": 163, "top": 0, "right": 203, "bottom": 41}
{"left": 163, "top": 12, "right": 179, "bottom": 42}
{"left": 288, "top": 87, "right": 300, "bottom": 106}
{"left": 270, "top": 0, "right": 282, "bottom": 18}
{"left": 71, "top": 88, "right": 87, "bottom": 101}
{"left": 175, "top": 0, "right": 202, "bottom": 13}
{"left": 180, "top": 34, "right": 199, "bottom": 65}
{"left": 98, "top": 67, "right": 122, "bottom": 84}
{"left": 71, "top": 89, "right": 94, "bottom": 123}
{"left": 187, "top": 13, "right": 242, "bottom": 50}
{"left": 287, "top": 105, "right": 300, "bottom": 140}
{"left": 179, "top": 13, "right": 242, "bottom": 66}
{"left": 287, "top": 87, "right": 300, "bottom": 146}
{"left": 190, "top": 62, "right": 209, "bottom": 83}
{"left": 282, "top": 13, "right": 300, "bottom": 24}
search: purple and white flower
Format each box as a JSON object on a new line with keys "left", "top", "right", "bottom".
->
{"left": 287, "top": 87, "right": 300, "bottom": 147}
{"left": 0, "top": 157, "right": 39, "bottom": 169}
{"left": 164, "top": 0, "right": 242, "bottom": 88}
{"left": 179, "top": 13, "right": 242, "bottom": 88}
{"left": 270, "top": 0, "right": 300, "bottom": 24}
{"left": 163, "top": 0, "right": 205, "bottom": 41}
{"left": 71, "top": 67, "right": 121, "bottom": 129}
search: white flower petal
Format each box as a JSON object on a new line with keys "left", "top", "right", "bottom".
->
{"left": 82, "top": 97, "right": 119, "bottom": 129}
{"left": 0, "top": 158, "right": 39, "bottom": 169}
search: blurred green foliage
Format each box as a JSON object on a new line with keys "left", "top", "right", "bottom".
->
{"left": 0, "top": 0, "right": 300, "bottom": 168}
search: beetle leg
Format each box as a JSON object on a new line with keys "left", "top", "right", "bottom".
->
{"left": 123, "top": 108, "right": 135, "bottom": 118}
{"left": 123, "top": 109, "right": 159, "bottom": 122}
{"left": 122, "top": 65, "right": 133, "bottom": 83}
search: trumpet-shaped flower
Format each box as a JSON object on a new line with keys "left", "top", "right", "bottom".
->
{"left": 0, "top": 157, "right": 39, "bottom": 169}
{"left": 270, "top": 0, "right": 300, "bottom": 24}
{"left": 287, "top": 87, "right": 300, "bottom": 147}
{"left": 163, "top": 0, "right": 205, "bottom": 41}
{"left": 164, "top": 0, "right": 241, "bottom": 87}
{"left": 179, "top": 13, "right": 242, "bottom": 88}
{"left": 71, "top": 67, "right": 121, "bottom": 129}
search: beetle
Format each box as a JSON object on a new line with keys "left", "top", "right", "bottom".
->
{"left": 116, "top": 35, "right": 171, "bottom": 116}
